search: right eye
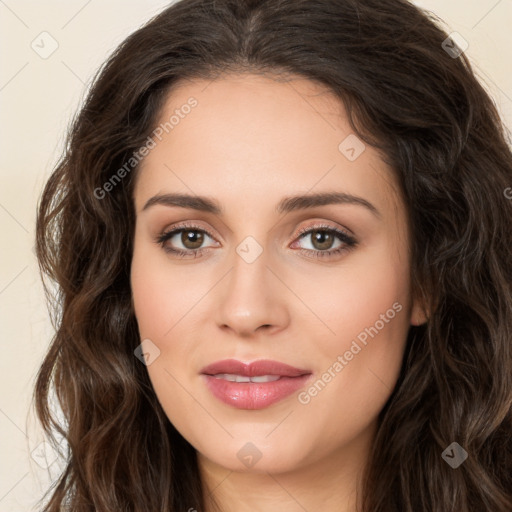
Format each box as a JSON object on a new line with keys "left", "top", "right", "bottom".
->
{"left": 155, "top": 223, "right": 219, "bottom": 257}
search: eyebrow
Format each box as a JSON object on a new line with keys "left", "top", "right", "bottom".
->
{"left": 142, "top": 191, "right": 380, "bottom": 218}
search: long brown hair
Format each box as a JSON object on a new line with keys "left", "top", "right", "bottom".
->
{"left": 33, "top": 0, "right": 512, "bottom": 510}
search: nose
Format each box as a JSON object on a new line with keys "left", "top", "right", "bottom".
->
{"left": 214, "top": 248, "right": 290, "bottom": 338}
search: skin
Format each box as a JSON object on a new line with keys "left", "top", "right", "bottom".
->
{"left": 130, "top": 73, "right": 427, "bottom": 512}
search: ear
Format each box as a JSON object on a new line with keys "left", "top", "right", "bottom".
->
{"left": 410, "top": 298, "right": 429, "bottom": 326}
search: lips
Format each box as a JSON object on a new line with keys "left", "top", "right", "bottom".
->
{"left": 200, "top": 359, "right": 313, "bottom": 410}
{"left": 200, "top": 359, "right": 311, "bottom": 378}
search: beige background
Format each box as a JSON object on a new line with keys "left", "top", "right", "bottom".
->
{"left": 0, "top": 0, "right": 511, "bottom": 510}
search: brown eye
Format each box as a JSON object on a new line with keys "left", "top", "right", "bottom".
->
{"left": 309, "top": 230, "right": 336, "bottom": 251}
{"left": 181, "top": 229, "right": 204, "bottom": 249}
{"left": 291, "top": 224, "right": 358, "bottom": 260}
{"left": 155, "top": 224, "right": 217, "bottom": 256}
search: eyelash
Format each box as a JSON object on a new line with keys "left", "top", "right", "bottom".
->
{"left": 155, "top": 222, "right": 358, "bottom": 260}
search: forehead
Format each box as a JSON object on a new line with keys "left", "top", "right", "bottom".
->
{"left": 133, "top": 73, "right": 401, "bottom": 218}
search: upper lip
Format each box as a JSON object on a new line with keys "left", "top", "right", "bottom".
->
{"left": 201, "top": 359, "right": 311, "bottom": 377}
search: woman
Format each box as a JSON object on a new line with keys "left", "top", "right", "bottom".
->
{"left": 33, "top": 0, "right": 512, "bottom": 510}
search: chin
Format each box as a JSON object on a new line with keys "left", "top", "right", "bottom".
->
{"left": 197, "top": 437, "right": 310, "bottom": 475}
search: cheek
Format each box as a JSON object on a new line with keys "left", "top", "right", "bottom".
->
{"left": 130, "top": 238, "right": 207, "bottom": 339}
{"left": 294, "top": 235, "right": 411, "bottom": 356}
{"left": 299, "top": 244, "right": 411, "bottom": 438}
{"left": 130, "top": 237, "right": 211, "bottom": 405}
{"left": 131, "top": 242, "right": 205, "bottom": 442}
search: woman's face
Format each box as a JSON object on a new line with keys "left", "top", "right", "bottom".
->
{"left": 130, "top": 73, "right": 426, "bottom": 476}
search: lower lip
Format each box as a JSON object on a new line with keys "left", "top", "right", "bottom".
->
{"left": 202, "top": 374, "right": 312, "bottom": 410}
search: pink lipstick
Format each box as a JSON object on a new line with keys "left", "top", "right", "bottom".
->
{"left": 200, "top": 359, "right": 313, "bottom": 410}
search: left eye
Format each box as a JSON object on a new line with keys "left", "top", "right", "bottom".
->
{"left": 294, "top": 228, "right": 344, "bottom": 251}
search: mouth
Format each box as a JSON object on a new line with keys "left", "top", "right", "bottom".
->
{"left": 209, "top": 373, "right": 282, "bottom": 383}
{"left": 200, "top": 359, "right": 313, "bottom": 410}
{"left": 200, "top": 358, "right": 311, "bottom": 378}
